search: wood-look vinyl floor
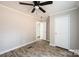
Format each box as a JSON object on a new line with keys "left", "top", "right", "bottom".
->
{"left": 0, "top": 40, "right": 79, "bottom": 57}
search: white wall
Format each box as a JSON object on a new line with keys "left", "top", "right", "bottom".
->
{"left": 0, "top": 4, "right": 37, "bottom": 54}
{"left": 50, "top": 8, "right": 79, "bottom": 49}
{"left": 76, "top": 8, "right": 79, "bottom": 49}
{"left": 70, "top": 9, "right": 78, "bottom": 49}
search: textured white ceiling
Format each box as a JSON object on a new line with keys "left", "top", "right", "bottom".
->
{"left": 0, "top": 1, "right": 79, "bottom": 18}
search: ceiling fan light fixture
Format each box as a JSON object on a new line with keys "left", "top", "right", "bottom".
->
{"left": 35, "top": 6, "right": 39, "bottom": 9}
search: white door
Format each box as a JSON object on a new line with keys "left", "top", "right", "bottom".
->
{"left": 36, "top": 22, "right": 46, "bottom": 40}
{"left": 40, "top": 22, "right": 46, "bottom": 40}
{"left": 36, "top": 22, "right": 40, "bottom": 40}
{"left": 54, "top": 15, "right": 70, "bottom": 49}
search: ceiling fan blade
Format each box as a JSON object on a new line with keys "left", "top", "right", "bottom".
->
{"left": 39, "top": 1, "right": 53, "bottom": 6}
{"left": 31, "top": 8, "right": 35, "bottom": 13}
{"left": 39, "top": 7, "right": 46, "bottom": 13}
{"left": 19, "top": 2, "right": 33, "bottom": 6}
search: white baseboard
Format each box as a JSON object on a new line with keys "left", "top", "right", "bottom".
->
{"left": 50, "top": 43, "right": 55, "bottom": 46}
{"left": 69, "top": 49, "right": 79, "bottom": 55}
{"left": 0, "top": 40, "right": 38, "bottom": 55}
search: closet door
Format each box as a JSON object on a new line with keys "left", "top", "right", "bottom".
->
{"left": 54, "top": 15, "right": 70, "bottom": 49}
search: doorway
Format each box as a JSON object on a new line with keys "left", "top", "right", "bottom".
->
{"left": 36, "top": 21, "right": 46, "bottom": 40}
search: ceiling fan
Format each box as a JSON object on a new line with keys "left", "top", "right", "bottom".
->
{"left": 19, "top": 1, "right": 53, "bottom": 13}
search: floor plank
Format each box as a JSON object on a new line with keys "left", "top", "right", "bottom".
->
{"left": 0, "top": 40, "right": 79, "bottom": 57}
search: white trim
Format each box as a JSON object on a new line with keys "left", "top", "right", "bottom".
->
{"left": 50, "top": 43, "right": 55, "bottom": 46}
{"left": 69, "top": 49, "right": 75, "bottom": 52}
{"left": 0, "top": 4, "right": 37, "bottom": 19}
{"left": 0, "top": 40, "right": 38, "bottom": 55}
{"left": 49, "top": 43, "right": 58, "bottom": 47}
{"left": 54, "top": 7, "right": 78, "bottom": 15}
